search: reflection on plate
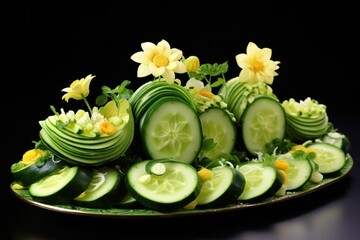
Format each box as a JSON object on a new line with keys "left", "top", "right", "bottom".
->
{"left": 10, "top": 154, "right": 354, "bottom": 219}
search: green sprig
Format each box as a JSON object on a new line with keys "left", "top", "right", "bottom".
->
{"left": 95, "top": 80, "right": 133, "bottom": 111}
{"left": 189, "top": 62, "right": 228, "bottom": 88}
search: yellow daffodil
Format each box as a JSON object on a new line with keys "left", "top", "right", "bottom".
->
{"left": 130, "top": 39, "right": 187, "bottom": 83}
{"left": 62, "top": 74, "right": 95, "bottom": 113}
{"left": 62, "top": 74, "right": 94, "bottom": 101}
{"left": 235, "top": 42, "right": 280, "bottom": 85}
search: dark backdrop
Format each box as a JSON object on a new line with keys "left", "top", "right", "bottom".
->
{"left": 3, "top": 1, "right": 359, "bottom": 189}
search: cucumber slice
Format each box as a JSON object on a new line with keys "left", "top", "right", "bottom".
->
{"left": 277, "top": 154, "right": 312, "bottom": 191}
{"left": 73, "top": 166, "right": 127, "bottom": 208}
{"left": 11, "top": 153, "right": 64, "bottom": 187}
{"left": 236, "top": 162, "right": 283, "bottom": 201}
{"left": 199, "top": 107, "right": 237, "bottom": 160}
{"left": 140, "top": 97, "right": 203, "bottom": 164}
{"left": 218, "top": 79, "right": 277, "bottom": 123}
{"left": 241, "top": 96, "right": 286, "bottom": 155}
{"left": 29, "top": 165, "right": 93, "bottom": 204}
{"left": 145, "top": 159, "right": 169, "bottom": 176}
{"left": 125, "top": 160, "right": 201, "bottom": 212}
{"left": 285, "top": 113, "right": 329, "bottom": 142}
{"left": 196, "top": 165, "right": 245, "bottom": 208}
{"left": 306, "top": 142, "right": 346, "bottom": 174}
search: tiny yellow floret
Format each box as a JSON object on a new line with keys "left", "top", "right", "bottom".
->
{"left": 100, "top": 121, "right": 116, "bottom": 135}
{"left": 21, "top": 149, "right": 45, "bottom": 165}
{"left": 198, "top": 167, "right": 213, "bottom": 182}
{"left": 199, "top": 90, "right": 215, "bottom": 98}
{"left": 274, "top": 159, "right": 289, "bottom": 172}
{"left": 290, "top": 145, "right": 318, "bottom": 154}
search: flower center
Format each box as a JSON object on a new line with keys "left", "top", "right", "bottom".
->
{"left": 153, "top": 54, "right": 169, "bottom": 67}
{"left": 250, "top": 58, "right": 264, "bottom": 73}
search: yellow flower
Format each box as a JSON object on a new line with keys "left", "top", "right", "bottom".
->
{"left": 290, "top": 145, "right": 318, "bottom": 154}
{"left": 274, "top": 159, "right": 289, "bottom": 172}
{"left": 235, "top": 42, "right": 280, "bottom": 85}
{"left": 62, "top": 74, "right": 95, "bottom": 102}
{"left": 130, "top": 39, "right": 187, "bottom": 83}
{"left": 185, "top": 78, "right": 228, "bottom": 113}
{"left": 100, "top": 121, "right": 116, "bottom": 135}
{"left": 21, "top": 149, "right": 45, "bottom": 165}
{"left": 197, "top": 167, "right": 213, "bottom": 182}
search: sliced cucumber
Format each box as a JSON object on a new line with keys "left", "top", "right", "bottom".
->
{"left": 199, "top": 107, "right": 237, "bottom": 160}
{"left": 29, "top": 165, "right": 93, "bottom": 204}
{"left": 306, "top": 142, "right": 346, "bottom": 174}
{"left": 39, "top": 98, "right": 134, "bottom": 166}
{"left": 140, "top": 96, "right": 203, "bottom": 164}
{"left": 277, "top": 154, "right": 313, "bottom": 191}
{"left": 218, "top": 79, "right": 277, "bottom": 123}
{"left": 196, "top": 165, "right": 245, "bottom": 208}
{"left": 11, "top": 153, "right": 64, "bottom": 187}
{"left": 145, "top": 159, "right": 168, "bottom": 176}
{"left": 282, "top": 97, "right": 329, "bottom": 142}
{"left": 73, "top": 166, "right": 127, "bottom": 208}
{"left": 236, "top": 161, "right": 283, "bottom": 201}
{"left": 125, "top": 160, "right": 201, "bottom": 212}
{"left": 241, "top": 96, "right": 286, "bottom": 155}
{"left": 129, "top": 81, "right": 197, "bottom": 125}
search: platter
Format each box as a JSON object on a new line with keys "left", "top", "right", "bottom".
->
{"left": 10, "top": 154, "right": 354, "bottom": 219}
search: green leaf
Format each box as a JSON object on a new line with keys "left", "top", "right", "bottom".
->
{"left": 202, "top": 138, "right": 217, "bottom": 151}
{"left": 95, "top": 95, "right": 109, "bottom": 106}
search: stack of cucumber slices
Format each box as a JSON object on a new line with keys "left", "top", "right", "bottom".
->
{"left": 39, "top": 99, "right": 135, "bottom": 166}
{"left": 282, "top": 97, "right": 330, "bottom": 142}
{"left": 10, "top": 76, "right": 352, "bottom": 213}
{"left": 218, "top": 78, "right": 277, "bottom": 124}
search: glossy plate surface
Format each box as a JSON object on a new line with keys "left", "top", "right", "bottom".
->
{"left": 10, "top": 154, "right": 354, "bottom": 219}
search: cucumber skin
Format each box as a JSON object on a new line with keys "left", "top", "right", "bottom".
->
{"left": 11, "top": 156, "right": 64, "bottom": 187}
{"left": 196, "top": 167, "right": 246, "bottom": 209}
{"left": 30, "top": 166, "right": 93, "bottom": 205}
{"left": 73, "top": 170, "right": 127, "bottom": 209}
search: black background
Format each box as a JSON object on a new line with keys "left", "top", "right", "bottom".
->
{"left": 2, "top": 1, "right": 360, "bottom": 239}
